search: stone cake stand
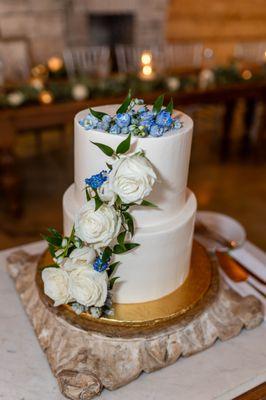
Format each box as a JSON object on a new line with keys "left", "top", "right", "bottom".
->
{"left": 6, "top": 244, "right": 263, "bottom": 400}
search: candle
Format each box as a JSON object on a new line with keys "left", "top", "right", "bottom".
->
{"left": 141, "top": 51, "right": 152, "bottom": 65}
{"left": 39, "top": 90, "right": 54, "bottom": 105}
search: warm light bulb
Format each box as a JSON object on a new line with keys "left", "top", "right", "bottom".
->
{"left": 141, "top": 52, "right": 152, "bottom": 65}
{"left": 242, "top": 69, "right": 252, "bottom": 80}
{"left": 142, "top": 65, "right": 153, "bottom": 76}
{"left": 39, "top": 90, "right": 54, "bottom": 105}
{"left": 47, "top": 56, "right": 63, "bottom": 73}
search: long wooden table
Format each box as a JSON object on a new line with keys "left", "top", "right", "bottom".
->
{"left": 0, "top": 81, "right": 265, "bottom": 215}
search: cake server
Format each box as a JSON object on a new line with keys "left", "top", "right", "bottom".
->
{"left": 216, "top": 251, "right": 266, "bottom": 296}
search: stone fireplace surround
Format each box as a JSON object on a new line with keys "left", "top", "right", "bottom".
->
{"left": 0, "top": 0, "right": 169, "bottom": 65}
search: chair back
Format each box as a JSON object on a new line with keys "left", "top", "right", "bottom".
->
{"left": 163, "top": 43, "right": 203, "bottom": 72}
{"left": 63, "top": 46, "right": 111, "bottom": 78}
{"left": 234, "top": 41, "right": 266, "bottom": 64}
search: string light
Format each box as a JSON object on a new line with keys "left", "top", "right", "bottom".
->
{"left": 47, "top": 56, "right": 64, "bottom": 73}
{"left": 39, "top": 90, "right": 54, "bottom": 105}
{"left": 242, "top": 69, "right": 252, "bottom": 80}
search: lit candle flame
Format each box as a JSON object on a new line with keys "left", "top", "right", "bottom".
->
{"left": 141, "top": 51, "right": 152, "bottom": 65}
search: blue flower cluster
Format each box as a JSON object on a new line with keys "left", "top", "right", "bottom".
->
{"left": 85, "top": 171, "right": 107, "bottom": 190}
{"left": 93, "top": 256, "right": 110, "bottom": 272}
{"left": 79, "top": 98, "right": 182, "bottom": 138}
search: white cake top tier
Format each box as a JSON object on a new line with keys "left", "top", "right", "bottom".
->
{"left": 74, "top": 105, "right": 193, "bottom": 228}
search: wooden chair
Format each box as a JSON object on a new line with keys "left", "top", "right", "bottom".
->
{"left": 234, "top": 41, "right": 266, "bottom": 65}
{"left": 63, "top": 46, "right": 111, "bottom": 79}
{"left": 162, "top": 43, "right": 204, "bottom": 73}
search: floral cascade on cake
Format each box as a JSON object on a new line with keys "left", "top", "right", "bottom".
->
{"left": 41, "top": 93, "right": 191, "bottom": 318}
{"left": 79, "top": 91, "right": 182, "bottom": 137}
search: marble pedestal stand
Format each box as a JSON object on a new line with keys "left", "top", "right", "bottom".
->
{"left": 6, "top": 248, "right": 263, "bottom": 400}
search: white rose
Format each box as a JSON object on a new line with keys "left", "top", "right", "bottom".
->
{"left": 42, "top": 267, "right": 71, "bottom": 306}
{"left": 109, "top": 153, "right": 156, "bottom": 204}
{"left": 98, "top": 179, "right": 116, "bottom": 205}
{"left": 69, "top": 246, "right": 96, "bottom": 263}
{"left": 69, "top": 266, "right": 108, "bottom": 307}
{"left": 74, "top": 199, "right": 121, "bottom": 248}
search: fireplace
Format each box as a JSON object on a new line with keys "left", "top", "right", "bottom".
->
{"left": 88, "top": 13, "right": 134, "bottom": 71}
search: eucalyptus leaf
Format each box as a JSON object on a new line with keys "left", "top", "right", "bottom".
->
{"left": 140, "top": 199, "right": 158, "bottom": 208}
{"left": 91, "top": 141, "right": 114, "bottom": 157}
{"left": 165, "top": 97, "right": 174, "bottom": 114}
{"left": 116, "top": 90, "right": 132, "bottom": 114}
{"left": 124, "top": 242, "right": 140, "bottom": 251}
{"left": 109, "top": 276, "right": 120, "bottom": 290}
{"left": 94, "top": 195, "right": 103, "bottom": 211}
{"left": 85, "top": 187, "right": 91, "bottom": 202}
{"left": 117, "top": 231, "right": 127, "bottom": 246}
{"left": 89, "top": 108, "right": 108, "bottom": 120}
{"left": 108, "top": 261, "right": 120, "bottom": 277}
{"left": 124, "top": 212, "right": 134, "bottom": 236}
{"left": 116, "top": 133, "right": 131, "bottom": 155}
{"left": 152, "top": 94, "right": 165, "bottom": 113}
{"left": 113, "top": 244, "right": 127, "bottom": 254}
{"left": 102, "top": 246, "right": 112, "bottom": 263}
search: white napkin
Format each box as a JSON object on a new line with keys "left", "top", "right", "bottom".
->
{"left": 230, "top": 241, "right": 266, "bottom": 283}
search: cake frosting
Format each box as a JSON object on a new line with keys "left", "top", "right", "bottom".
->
{"left": 63, "top": 104, "right": 196, "bottom": 304}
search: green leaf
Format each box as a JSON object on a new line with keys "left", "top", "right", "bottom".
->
{"left": 89, "top": 107, "right": 107, "bottom": 120}
{"left": 106, "top": 162, "right": 113, "bottom": 170}
{"left": 47, "top": 228, "right": 62, "bottom": 240}
{"left": 116, "top": 90, "right": 132, "bottom": 114}
{"left": 94, "top": 195, "right": 103, "bottom": 211}
{"left": 140, "top": 199, "right": 158, "bottom": 208}
{"left": 85, "top": 187, "right": 91, "bottom": 202}
{"left": 116, "top": 133, "right": 131, "bottom": 155}
{"left": 152, "top": 94, "right": 165, "bottom": 113}
{"left": 108, "top": 261, "right": 120, "bottom": 277}
{"left": 113, "top": 244, "right": 127, "bottom": 254}
{"left": 165, "top": 97, "right": 174, "bottom": 114}
{"left": 124, "top": 242, "right": 140, "bottom": 251}
{"left": 102, "top": 246, "right": 112, "bottom": 264}
{"left": 42, "top": 234, "right": 62, "bottom": 246}
{"left": 48, "top": 244, "right": 56, "bottom": 257}
{"left": 117, "top": 231, "right": 127, "bottom": 246}
{"left": 109, "top": 276, "right": 120, "bottom": 290}
{"left": 124, "top": 212, "right": 134, "bottom": 236}
{"left": 91, "top": 141, "right": 114, "bottom": 157}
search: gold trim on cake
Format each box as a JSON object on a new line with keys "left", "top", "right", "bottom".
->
{"left": 36, "top": 241, "right": 219, "bottom": 337}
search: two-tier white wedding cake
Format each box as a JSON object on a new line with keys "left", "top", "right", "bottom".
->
{"left": 62, "top": 104, "right": 196, "bottom": 305}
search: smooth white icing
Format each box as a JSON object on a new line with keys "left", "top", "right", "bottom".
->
{"left": 63, "top": 185, "right": 196, "bottom": 303}
{"left": 74, "top": 105, "right": 193, "bottom": 228}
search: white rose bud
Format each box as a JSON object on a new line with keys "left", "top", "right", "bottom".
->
{"left": 109, "top": 153, "right": 156, "bottom": 204}
{"left": 68, "top": 246, "right": 96, "bottom": 266}
{"left": 69, "top": 267, "right": 108, "bottom": 307}
{"left": 98, "top": 180, "right": 116, "bottom": 205}
{"left": 74, "top": 200, "right": 121, "bottom": 248}
{"left": 42, "top": 267, "right": 71, "bottom": 306}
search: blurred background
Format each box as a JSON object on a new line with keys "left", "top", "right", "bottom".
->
{"left": 0, "top": 0, "right": 265, "bottom": 250}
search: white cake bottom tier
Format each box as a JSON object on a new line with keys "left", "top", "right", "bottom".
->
{"left": 63, "top": 184, "right": 197, "bottom": 304}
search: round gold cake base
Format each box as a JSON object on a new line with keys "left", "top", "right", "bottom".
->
{"left": 36, "top": 241, "right": 219, "bottom": 337}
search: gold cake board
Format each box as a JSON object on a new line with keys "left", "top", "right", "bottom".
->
{"left": 36, "top": 241, "right": 217, "bottom": 336}
{"left": 6, "top": 240, "right": 263, "bottom": 400}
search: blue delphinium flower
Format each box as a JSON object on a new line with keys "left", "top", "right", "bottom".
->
{"left": 173, "top": 118, "right": 182, "bottom": 129}
{"left": 85, "top": 171, "right": 107, "bottom": 190}
{"left": 156, "top": 110, "right": 173, "bottom": 127}
{"left": 102, "top": 115, "right": 112, "bottom": 124}
{"left": 110, "top": 124, "right": 121, "bottom": 134}
{"left": 83, "top": 114, "right": 99, "bottom": 130}
{"left": 140, "top": 111, "right": 154, "bottom": 122}
{"left": 121, "top": 126, "right": 129, "bottom": 134}
{"left": 149, "top": 124, "right": 164, "bottom": 137}
{"left": 115, "top": 113, "right": 131, "bottom": 128}
{"left": 93, "top": 256, "right": 110, "bottom": 272}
